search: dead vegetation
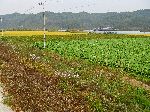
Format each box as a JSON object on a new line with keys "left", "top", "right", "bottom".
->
{"left": 0, "top": 43, "right": 89, "bottom": 112}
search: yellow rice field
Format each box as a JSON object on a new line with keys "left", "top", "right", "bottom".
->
{"left": 0, "top": 31, "right": 87, "bottom": 36}
{"left": 129, "top": 34, "right": 150, "bottom": 36}
{"left": 0, "top": 31, "right": 149, "bottom": 37}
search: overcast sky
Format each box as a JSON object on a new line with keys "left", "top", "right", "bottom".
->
{"left": 0, "top": 0, "right": 150, "bottom": 15}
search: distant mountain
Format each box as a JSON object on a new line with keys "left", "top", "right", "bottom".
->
{"left": 0, "top": 9, "right": 150, "bottom": 31}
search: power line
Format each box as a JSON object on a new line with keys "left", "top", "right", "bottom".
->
{"left": 2, "top": 0, "right": 97, "bottom": 31}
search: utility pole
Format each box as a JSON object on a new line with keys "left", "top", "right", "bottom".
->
{"left": 0, "top": 17, "right": 3, "bottom": 36}
{"left": 39, "top": 2, "right": 46, "bottom": 48}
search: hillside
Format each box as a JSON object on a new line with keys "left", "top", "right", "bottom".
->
{"left": 0, "top": 9, "right": 150, "bottom": 31}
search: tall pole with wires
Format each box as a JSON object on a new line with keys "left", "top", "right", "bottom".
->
{"left": 0, "top": 17, "right": 3, "bottom": 36}
{"left": 39, "top": 2, "right": 46, "bottom": 48}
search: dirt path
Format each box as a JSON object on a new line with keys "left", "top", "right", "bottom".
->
{"left": 0, "top": 86, "right": 13, "bottom": 112}
{"left": 0, "top": 69, "right": 13, "bottom": 112}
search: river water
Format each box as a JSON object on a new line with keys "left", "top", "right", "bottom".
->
{"left": 85, "top": 30, "right": 150, "bottom": 34}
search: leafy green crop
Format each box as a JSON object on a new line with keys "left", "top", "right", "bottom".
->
{"left": 35, "top": 37, "right": 150, "bottom": 79}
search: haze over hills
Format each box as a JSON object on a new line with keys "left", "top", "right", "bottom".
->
{"left": 0, "top": 9, "right": 150, "bottom": 31}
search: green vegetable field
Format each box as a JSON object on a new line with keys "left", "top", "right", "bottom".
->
{"left": 1, "top": 34, "right": 150, "bottom": 112}
{"left": 34, "top": 35, "right": 150, "bottom": 80}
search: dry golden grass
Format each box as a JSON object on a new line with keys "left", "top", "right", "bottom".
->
{"left": 129, "top": 34, "right": 150, "bottom": 36}
{"left": 143, "top": 34, "right": 150, "bottom": 36}
{"left": 0, "top": 31, "right": 87, "bottom": 36}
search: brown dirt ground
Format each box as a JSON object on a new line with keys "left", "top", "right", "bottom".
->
{"left": 0, "top": 43, "right": 90, "bottom": 112}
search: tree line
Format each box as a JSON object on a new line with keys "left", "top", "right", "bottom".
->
{"left": 0, "top": 9, "right": 150, "bottom": 31}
